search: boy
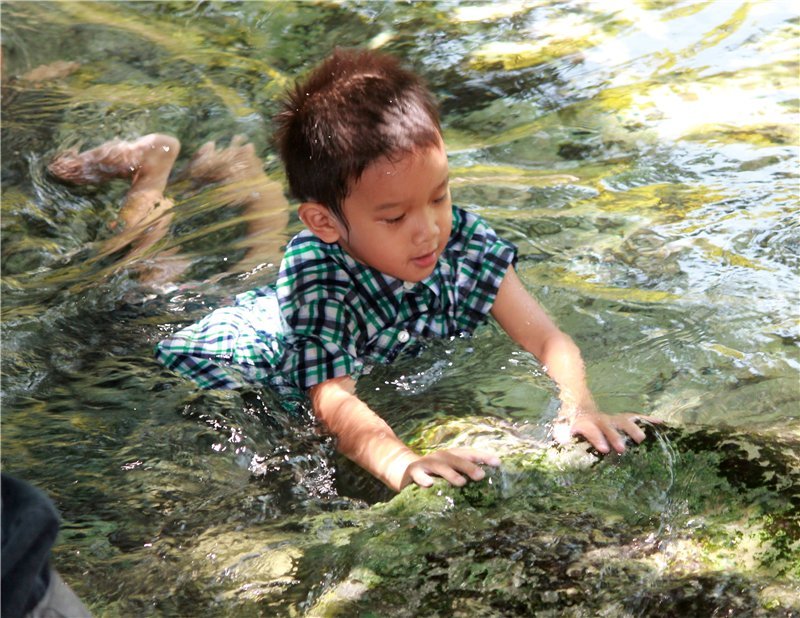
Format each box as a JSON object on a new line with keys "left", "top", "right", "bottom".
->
{"left": 52, "top": 49, "right": 651, "bottom": 492}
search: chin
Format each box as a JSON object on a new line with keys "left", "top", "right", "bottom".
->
{"left": 409, "top": 268, "right": 436, "bottom": 283}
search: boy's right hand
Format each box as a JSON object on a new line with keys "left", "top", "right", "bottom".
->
{"left": 400, "top": 448, "right": 501, "bottom": 490}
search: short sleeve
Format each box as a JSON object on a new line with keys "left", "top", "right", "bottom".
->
{"left": 449, "top": 208, "right": 518, "bottom": 333}
{"left": 279, "top": 297, "right": 365, "bottom": 391}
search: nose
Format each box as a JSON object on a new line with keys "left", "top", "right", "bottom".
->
{"left": 411, "top": 206, "right": 439, "bottom": 247}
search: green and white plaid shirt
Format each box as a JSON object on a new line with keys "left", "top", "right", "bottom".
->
{"left": 156, "top": 206, "right": 516, "bottom": 398}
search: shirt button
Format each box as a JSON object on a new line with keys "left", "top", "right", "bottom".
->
{"left": 397, "top": 329, "right": 410, "bottom": 343}
{"left": 403, "top": 281, "right": 415, "bottom": 291}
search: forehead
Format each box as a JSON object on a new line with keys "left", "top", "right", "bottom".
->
{"left": 354, "top": 140, "right": 448, "bottom": 190}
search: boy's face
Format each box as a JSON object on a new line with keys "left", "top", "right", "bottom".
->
{"left": 334, "top": 138, "right": 453, "bottom": 283}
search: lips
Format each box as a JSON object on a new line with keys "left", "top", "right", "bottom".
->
{"left": 411, "top": 251, "right": 437, "bottom": 268}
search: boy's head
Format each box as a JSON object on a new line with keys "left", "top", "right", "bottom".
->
{"left": 274, "top": 48, "right": 442, "bottom": 225}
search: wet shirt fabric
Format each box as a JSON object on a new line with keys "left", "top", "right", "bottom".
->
{"left": 156, "top": 206, "right": 517, "bottom": 400}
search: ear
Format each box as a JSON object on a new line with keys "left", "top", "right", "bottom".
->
{"left": 298, "top": 202, "right": 343, "bottom": 243}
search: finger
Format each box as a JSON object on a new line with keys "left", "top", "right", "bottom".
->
{"left": 639, "top": 415, "right": 663, "bottom": 424}
{"left": 416, "top": 466, "right": 466, "bottom": 487}
{"left": 446, "top": 449, "right": 486, "bottom": 481}
{"left": 455, "top": 461, "right": 486, "bottom": 482}
{"left": 449, "top": 448, "right": 501, "bottom": 467}
{"left": 435, "top": 466, "right": 469, "bottom": 487}
{"left": 408, "top": 466, "right": 435, "bottom": 488}
{"left": 197, "top": 141, "right": 216, "bottom": 155}
{"left": 626, "top": 413, "right": 662, "bottom": 424}
{"left": 438, "top": 451, "right": 490, "bottom": 481}
{"left": 602, "top": 424, "right": 628, "bottom": 453}
{"left": 573, "top": 422, "right": 611, "bottom": 453}
{"left": 616, "top": 417, "right": 647, "bottom": 444}
{"left": 620, "top": 413, "right": 664, "bottom": 442}
{"left": 424, "top": 457, "right": 472, "bottom": 487}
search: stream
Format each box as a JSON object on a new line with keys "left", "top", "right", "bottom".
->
{"left": 2, "top": 1, "right": 798, "bottom": 615}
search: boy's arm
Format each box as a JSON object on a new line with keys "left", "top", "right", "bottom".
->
{"left": 308, "top": 376, "right": 500, "bottom": 491}
{"left": 490, "top": 265, "right": 652, "bottom": 453}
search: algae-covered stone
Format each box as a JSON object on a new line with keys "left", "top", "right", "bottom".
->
{"left": 290, "top": 422, "right": 799, "bottom": 616}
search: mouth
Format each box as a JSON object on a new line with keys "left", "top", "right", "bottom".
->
{"left": 411, "top": 250, "right": 437, "bottom": 268}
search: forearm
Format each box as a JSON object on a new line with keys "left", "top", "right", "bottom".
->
{"left": 309, "top": 377, "right": 420, "bottom": 491}
{"left": 492, "top": 267, "right": 653, "bottom": 452}
{"left": 513, "top": 312, "right": 661, "bottom": 453}
{"left": 536, "top": 332, "right": 597, "bottom": 419}
{"left": 491, "top": 266, "right": 597, "bottom": 419}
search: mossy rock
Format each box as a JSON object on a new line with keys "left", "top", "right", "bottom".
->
{"left": 300, "top": 425, "right": 798, "bottom": 616}
{"left": 142, "top": 422, "right": 798, "bottom": 616}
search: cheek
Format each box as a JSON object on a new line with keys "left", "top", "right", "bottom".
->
{"left": 439, "top": 214, "right": 453, "bottom": 241}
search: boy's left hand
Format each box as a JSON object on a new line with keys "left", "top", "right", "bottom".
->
{"left": 553, "top": 410, "right": 660, "bottom": 454}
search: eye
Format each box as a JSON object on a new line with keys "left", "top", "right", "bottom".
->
{"left": 433, "top": 186, "right": 450, "bottom": 204}
{"left": 384, "top": 214, "right": 405, "bottom": 225}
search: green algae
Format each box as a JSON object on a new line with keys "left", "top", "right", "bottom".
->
{"left": 132, "top": 421, "right": 795, "bottom": 617}
{"left": 302, "top": 425, "right": 798, "bottom": 616}
{"left": 50, "top": 413, "right": 792, "bottom": 617}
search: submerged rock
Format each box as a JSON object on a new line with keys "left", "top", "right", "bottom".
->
{"left": 135, "top": 420, "right": 798, "bottom": 616}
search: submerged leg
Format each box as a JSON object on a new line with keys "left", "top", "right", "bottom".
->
{"left": 184, "top": 135, "right": 289, "bottom": 274}
{"left": 49, "top": 134, "right": 183, "bottom": 265}
{"left": 48, "top": 133, "right": 288, "bottom": 287}
{"left": 48, "top": 133, "right": 179, "bottom": 189}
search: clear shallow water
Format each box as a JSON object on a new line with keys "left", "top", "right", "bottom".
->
{"left": 1, "top": 1, "right": 798, "bottom": 615}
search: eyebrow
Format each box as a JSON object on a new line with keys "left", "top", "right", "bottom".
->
{"left": 374, "top": 175, "right": 449, "bottom": 211}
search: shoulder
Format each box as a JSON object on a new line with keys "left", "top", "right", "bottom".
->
{"left": 279, "top": 231, "right": 347, "bottom": 292}
{"left": 282, "top": 229, "right": 333, "bottom": 270}
{"left": 275, "top": 231, "right": 355, "bottom": 321}
{"left": 444, "top": 206, "right": 518, "bottom": 324}
{"left": 447, "top": 205, "right": 513, "bottom": 256}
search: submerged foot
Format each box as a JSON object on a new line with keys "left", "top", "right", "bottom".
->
{"left": 185, "top": 134, "right": 262, "bottom": 184}
{"left": 48, "top": 133, "right": 180, "bottom": 186}
{"left": 20, "top": 60, "right": 81, "bottom": 83}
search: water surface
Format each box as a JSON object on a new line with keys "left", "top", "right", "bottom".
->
{"left": 1, "top": 1, "right": 798, "bottom": 615}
